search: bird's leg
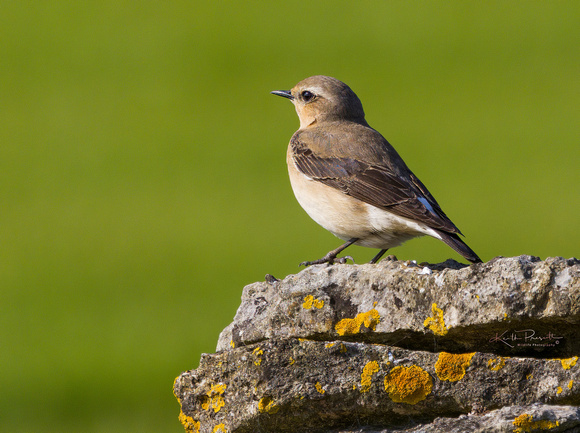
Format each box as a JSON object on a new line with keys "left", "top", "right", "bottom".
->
{"left": 369, "top": 249, "right": 388, "bottom": 264}
{"left": 300, "top": 238, "right": 358, "bottom": 267}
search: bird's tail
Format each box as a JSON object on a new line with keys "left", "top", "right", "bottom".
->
{"left": 435, "top": 231, "right": 482, "bottom": 263}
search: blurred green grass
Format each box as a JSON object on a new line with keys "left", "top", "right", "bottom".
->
{"left": 0, "top": 1, "right": 578, "bottom": 431}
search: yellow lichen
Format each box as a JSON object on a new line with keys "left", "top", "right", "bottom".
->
{"left": 258, "top": 396, "right": 280, "bottom": 414}
{"left": 423, "top": 303, "right": 448, "bottom": 336}
{"left": 384, "top": 365, "right": 433, "bottom": 405}
{"left": 568, "top": 380, "right": 574, "bottom": 390}
{"left": 303, "top": 295, "right": 324, "bottom": 309}
{"left": 211, "top": 394, "right": 225, "bottom": 413}
{"left": 360, "top": 361, "right": 380, "bottom": 392}
{"left": 212, "top": 424, "right": 227, "bottom": 433}
{"left": 335, "top": 309, "right": 381, "bottom": 336}
{"left": 201, "top": 395, "right": 210, "bottom": 410}
{"left": 202, "top": 384, "right": 227, "bottom": 413}
{"left": 513, "top": 413, "right": 559, "bottom": 432}
{"left": 435, "top": 352, "right": 475, "bottom": 382}
{"left": 325, "top": 342, "right": 336, "bottom": 348}
{"left": 229, "top": 340, "right": 235, "bottom": 348}
{"left": 289, "top": 357, "right": 295, "bottom": 365}
{"left": 179, "top": 411, "right": 200, "bottom": 433}
{"left": 556, "top": 386, "right": 563, "bottom": 394}
{"left": 560, "top": 356, "right": 578, "bottom": 370}
{"left": 487, "top": 356, "right": 507, "bottom": 372}
{"left": 211, "top": 384, "right": 226, "bottom": 394}
{"left": 340, "top": 343, "right": 347, "bottom": 353}
{"left": 315, "top": 382, "right": 325, "bottom": 394}
{"left": 526, "top": 374, "right": 533, "bottom": 380}
{"left": 253, "top": 347, "right": 263, "bottom": 366}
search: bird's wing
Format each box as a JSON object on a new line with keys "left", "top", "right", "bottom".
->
{"left": 291, "top": 137, "right": 461, "bottom": 234}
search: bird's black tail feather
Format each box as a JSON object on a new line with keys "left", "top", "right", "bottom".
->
{"left": 436, "top": 231, "right": 482, "bottom": 263}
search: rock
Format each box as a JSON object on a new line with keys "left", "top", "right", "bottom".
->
{"left": 337, "top": 405, "right": 580, "bottom": 432}
{"left": 174, "top": 256, "right": 580, "bottom": 433}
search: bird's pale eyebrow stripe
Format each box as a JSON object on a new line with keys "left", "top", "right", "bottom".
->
{"left": 418, "top": 197, "right": 435, "bottom": 213}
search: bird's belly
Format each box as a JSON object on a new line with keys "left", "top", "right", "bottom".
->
{"left": 288, "top": 162, "right": 440, "bottom": 249}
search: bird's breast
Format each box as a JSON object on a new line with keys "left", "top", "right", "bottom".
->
{"left": 287, "top": 147, "right": 370, "bottom": 239}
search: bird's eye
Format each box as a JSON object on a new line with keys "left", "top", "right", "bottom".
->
{"left": 301, "top": 90, "right": 315, "bottom": 102}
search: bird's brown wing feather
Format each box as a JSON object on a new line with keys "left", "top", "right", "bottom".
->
{"left": 291, "top": 138, "right": 461, "bottom": 234}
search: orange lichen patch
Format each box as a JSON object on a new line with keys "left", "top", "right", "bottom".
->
{"left": 335, "top": 309, "right": 381, "bottom": 336}
{"left": 513, "top": 413, "right": 559, "bottom": 432}
{"left": 178, "top": 411, "right": 200, "bottom": 433}
{"left": 212, "top": 424, "right": 227, "bottom": 433}
{"left": 487, "top": 356, "right": 507, "bottom": 372}
{"left": 526, "top": 374, "right": 533, "bottom": 380}
{"left": 202, "top": 384, "right": 227, "bottom": 413}
{"left": 360, "top": 361, "right": 380, "bottom": 392}
{"left": 200, "top": 395, "right": 210, "bottom": 410}
{"left": 560, "top": 356, "right": 578, "bottom": 370}
{"left": 211, "top": 393, "right": 225, "bottom": 413}
{"left": 252, "top": 347, "right": 264, "bottom": 366}
{"left": 315, "top": 382, "right": 325, "bottom": 394}
{"left": 435, "top": 352, "right": 475, "bottom": 382}
{"left": 556, "top": 386, "right": 563, "bottom": 394}
{"left": 303, "top": 295, "right": 324, "bottom": 309}
{"left": 289, "top": 357, "right": 295, "bottom": 365}
{"left": 258, "top": 396, "right": 280, "bottom": 414}
{"left": 423, "top": 303, "right": 448, "bottom": 336}
{"left": 384, "top": 365, "right": 433, "bottom": 404}
{"left": 568, "top": 380, "right": 574, "bottom": 390}
{"left": 325, "top": 342, "right": 336, "bottom": 348}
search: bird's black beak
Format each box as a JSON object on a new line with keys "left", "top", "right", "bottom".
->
{"left": 270, "top": 90, "right": 294, "bottom": 100}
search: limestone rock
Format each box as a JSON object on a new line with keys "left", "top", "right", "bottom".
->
{"left": 175, "top": 256, "right": 580, "bottom": 433}
{"left": 337, "top": 404, "right": 580, "bottom": 432}
{"left": 218, "top": 256, "right": 579, "bottom": 357}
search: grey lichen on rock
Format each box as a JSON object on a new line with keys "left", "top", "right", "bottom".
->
{"left": 174, "top": 256, "right": 580, "bottom": 433}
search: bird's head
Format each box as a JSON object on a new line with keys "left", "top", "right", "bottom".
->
{"left": 271, "top": 75, "right": 366, "bottom": 129}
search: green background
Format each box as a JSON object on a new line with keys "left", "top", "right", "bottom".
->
{"left": 1, "top": 1, "right": 578, "bottom": 432}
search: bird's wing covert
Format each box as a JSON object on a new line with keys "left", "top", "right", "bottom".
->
{"left": 291, "top": 138, "right": 461, "bottom": 234}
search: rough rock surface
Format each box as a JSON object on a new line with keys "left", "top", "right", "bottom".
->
{"left": 174, "top": 256, "right": 580, "bottom": 433}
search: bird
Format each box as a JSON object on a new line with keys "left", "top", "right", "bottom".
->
{"left": 271, "top": 75, "right": 482, "bottom": 266}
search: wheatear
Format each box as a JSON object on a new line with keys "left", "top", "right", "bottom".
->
{"left": 271, "top": 75, "right": 482, "bottom": 266}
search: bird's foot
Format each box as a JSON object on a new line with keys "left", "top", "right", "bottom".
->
{"left": 300, "top": 254, "right": 354, "bottom": 267}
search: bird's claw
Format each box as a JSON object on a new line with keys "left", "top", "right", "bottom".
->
{"left": 335, "top": 255, "right": 355, "bottom": 264}
{"left": 299, "top": 255, "right": 355, "bottom": 267}
{"left": 299, "top": 259, "right": 319, "bottom": 267}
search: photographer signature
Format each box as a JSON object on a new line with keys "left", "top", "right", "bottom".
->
{"left": 489, "top": 329, "right": 563, "bottom": 348}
